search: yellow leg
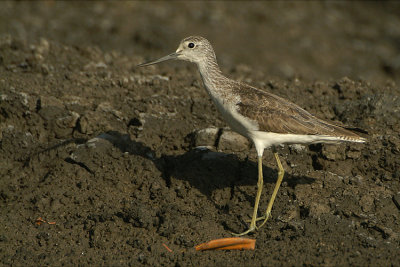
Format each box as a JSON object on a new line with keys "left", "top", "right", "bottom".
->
{"left": 233, "top": 155, "right": 264, "bottom": 236}
{"left": 257, "top": 148, "right": 285, "bottom": 228}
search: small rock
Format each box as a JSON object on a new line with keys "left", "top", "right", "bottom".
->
{"left": 77, "top": 113, "right": 102, "bottom": 135}
{"left": 53, "top": 111, "right": 80, "bottom": 138}
{"left": 37, "top": 38, "right": 50, "bottom": 54}
{"left": 217, "top": 130, "right": 250, "bottom": 152}
{"left": 194, "top": 127, "right": 219, "bottom": 147}
{"left": 56, "top": 111, "right": 80, "bottom": 128}
{"left": 359, "top": 195, "right": 375, "bottom": 213}
{"left": 77, "top": 115, "right": 90, "bottom": 134}
{"left": 118, "top": 77, "right": 129, "bottom": 87}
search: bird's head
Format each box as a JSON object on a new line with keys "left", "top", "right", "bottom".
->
{"left": 138, "top": 36, "right": 215, "bottom": 67}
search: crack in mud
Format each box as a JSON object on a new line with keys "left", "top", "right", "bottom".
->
{"left": 64, "top": 157, "right": 94, "bottom": 175}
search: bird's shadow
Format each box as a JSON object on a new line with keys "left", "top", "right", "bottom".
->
{"left": 100, "top": 131, "right": 315, "bottom": 205}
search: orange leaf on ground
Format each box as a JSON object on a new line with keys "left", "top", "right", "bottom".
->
{"left": 195, "top": 237, "right": 256, "bottom": 251}
{"left": 162, "top": 243, "right": 173, "bottom": 253}
{"left": 35, "top": 217, "right": 46, "bottom": 225}
{"left": 35, "top": 217, "right": 56, "bottom": 225}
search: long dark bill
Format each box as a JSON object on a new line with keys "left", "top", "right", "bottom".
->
{"left": 137, "top": 52, "right": 179, "bottom": 67}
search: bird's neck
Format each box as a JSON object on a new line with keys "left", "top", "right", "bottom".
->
{"left": 197, "top": 57, "right": 227, "bottom": 96}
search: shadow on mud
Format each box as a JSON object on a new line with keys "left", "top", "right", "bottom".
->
{"left": 100, "top": 131, "right": 315, "bottom": 201}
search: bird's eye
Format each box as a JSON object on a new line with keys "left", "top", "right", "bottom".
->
{"left": 188, "top": 42, "right": 195, "bottom": 48}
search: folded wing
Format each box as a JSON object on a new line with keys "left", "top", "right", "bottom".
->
{"left": 236, "top": 84, "right": 364, "bottom": 141}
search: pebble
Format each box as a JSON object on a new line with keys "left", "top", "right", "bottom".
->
{"left": 217, "top": 129, "right": 250, "bottom": 152}
{"left": 359, "top": 195, "right": 375, "bottom": 212}
{"left": 194, "top": 127, "right": 219, "bottom": 147}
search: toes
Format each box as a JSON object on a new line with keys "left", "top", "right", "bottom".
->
{"left": 232, "top": 226, "right": 257, "bottom": 236}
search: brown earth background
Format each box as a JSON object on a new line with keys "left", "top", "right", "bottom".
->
{"left": 1, "top": 2, "right": 400, "bottom": 266}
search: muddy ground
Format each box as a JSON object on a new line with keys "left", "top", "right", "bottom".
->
{"left": 1, "top": 2, "right": 400, "bottom": 266}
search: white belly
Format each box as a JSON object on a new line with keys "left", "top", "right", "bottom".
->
{"left": 249, "top": 130, "right": 348, "bottom": 156}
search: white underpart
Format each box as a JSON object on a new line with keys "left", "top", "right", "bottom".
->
{"left": 249, "top": 131, "right": 364, "bottom": 157}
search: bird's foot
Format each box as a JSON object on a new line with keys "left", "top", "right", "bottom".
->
{"left": 232, "top": 224, "right": 257, "bottom": 236}
{"left": 257, "top": 211, "right": 271, "bottom": 228}
{"left": 245, "top": 212, "right": 272, "bottom": 228}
